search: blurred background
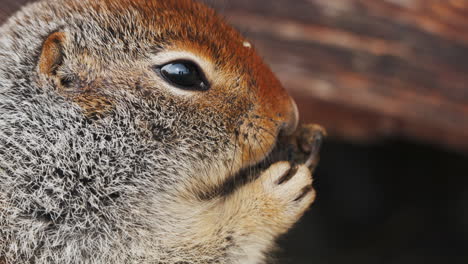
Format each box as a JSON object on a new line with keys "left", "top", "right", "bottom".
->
{"left": 2, "top": 0, "right": 468, "bottom": 263}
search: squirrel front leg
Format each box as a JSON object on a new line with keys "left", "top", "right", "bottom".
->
{"left": 219, "top": 162, "right": 315, "bottom": 263}
{"left": 174, "top": 161, "right": 315, "bottom": 264}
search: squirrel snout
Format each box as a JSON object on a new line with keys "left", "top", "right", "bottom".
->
{"left": 280, "top": 98, "right": 299, "bottom": 136}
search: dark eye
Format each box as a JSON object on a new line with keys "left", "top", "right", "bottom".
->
{"left": 157, "top": 60, "right": 209, "bottom": 91}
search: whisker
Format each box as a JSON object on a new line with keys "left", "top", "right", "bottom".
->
{"left": 250, "top": 114, "right": 282, "bottom": 125}
{"left": 245, "top": 133, "right": 255, "bottom": 181}
{"left": 255, "top": 131, "right": 276, "bottom": 167}
{"left": 252, "top": 133, "right": 270, "bottom": 176}
{"left": 254, "top": 125, "right": 277, "bottom": 139}
{"left": 229, "top": 130, "right": 240, "bottom": 193}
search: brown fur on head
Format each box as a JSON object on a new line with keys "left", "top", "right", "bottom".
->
{"left": 0, "top": 0, "right": 310, "bottom": 263}
{"left": 37, "top": 0, "right": 298, "bottom": 188}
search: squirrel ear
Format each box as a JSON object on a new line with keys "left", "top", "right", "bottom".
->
{"left": 38, "top": 32, "right": 66, "bottom": 76}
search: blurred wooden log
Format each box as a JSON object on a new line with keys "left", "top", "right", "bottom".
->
{"left": 210, "top": 0, "right": 468, "bottom": 151}
{"left": 2, "top": 0, "right": 468, "bottom": 151}
{"left": 0, "top": 0, "right": 30, "bottom": 24}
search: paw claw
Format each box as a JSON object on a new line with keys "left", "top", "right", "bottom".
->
{"left": 258, "top": 162, "right": 315, "bottom": 216}
{"left": 294, "top": 184, "right": 314, "bottom": 202}
{"left": 276, "top": 164, "right": 298, "bottom": 185}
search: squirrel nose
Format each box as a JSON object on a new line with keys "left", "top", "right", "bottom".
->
{"left": 281, "top": 98, "right": 299, "bottom": 136}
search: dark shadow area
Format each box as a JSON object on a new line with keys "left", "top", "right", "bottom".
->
{"left": 277, "top": 139, "right": 468, "bottom": 264}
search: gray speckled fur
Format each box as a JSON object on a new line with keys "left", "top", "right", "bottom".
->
{"left": 0, "top": 1, "right": 237, "bottom": 263}
{"left": 0, "top": 0, "right": 310, "bottom": 263}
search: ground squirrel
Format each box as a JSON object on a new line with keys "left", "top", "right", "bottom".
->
{"left": 0, "top": 0, "right": 324, "bottom": 263}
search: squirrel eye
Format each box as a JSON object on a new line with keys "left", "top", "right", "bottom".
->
{"left": 157, "top": 60, "right": 209, "bottom": 91}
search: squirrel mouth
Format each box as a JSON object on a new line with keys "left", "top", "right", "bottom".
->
{"left": 218, "top": 124, "right": 325, "bottom": 198}
{"left": 248, "top": 124, "right": 325, "bottom": 173}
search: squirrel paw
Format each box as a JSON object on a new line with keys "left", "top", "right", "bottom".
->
{"left": 257, "top": 161, "right": 315, "bottom": 223}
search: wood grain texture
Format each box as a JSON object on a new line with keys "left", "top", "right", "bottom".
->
{"left": 211, "top": 0, "right": 468, "bottom": 151}
{"left": 2, "top": 0, "right": 468, "bottom": 151}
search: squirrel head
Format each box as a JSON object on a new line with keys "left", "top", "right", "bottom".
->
{"left": 0, "top": 0, "right": 307, "bottom": 261}
{"left": 0, "top": 0, "right": 300, "bottom": 258}
{"left": 32, "top": 0, "right": 299, "bottom": 189}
